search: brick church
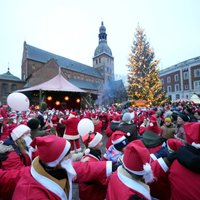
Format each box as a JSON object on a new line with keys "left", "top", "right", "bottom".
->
{"left": 0, "top": 22, "right": 127, "bottom": 107}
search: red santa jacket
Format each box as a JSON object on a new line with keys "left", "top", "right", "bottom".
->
{"left": 107, "top": 158, "right": 168, "bottom": 200}
{"left": 79, "top": 154, "right": 108, "bottom": 200}
{"left": 12, "top": 160, "right": 112, "bottom": 200}
{"left": 61, "top": 117, "right": 80, "bottom": 140}
{"left": 169, "top": 159, "right": 200, "bottom": 200}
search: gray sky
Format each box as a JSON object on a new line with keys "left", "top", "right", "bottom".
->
{"left": 0, "top": 0, "right": 200, "bottom": 78}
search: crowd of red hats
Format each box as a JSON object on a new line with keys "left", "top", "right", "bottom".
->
{"left": 0, "top": 101, "right": 200, "bottom": 200}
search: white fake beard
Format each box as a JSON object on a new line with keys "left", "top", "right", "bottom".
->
{"left": 61, "top": 159, "right": 77, "bottom": 179}
{"left": 23, "top": 135, "right": 33, "bottom": 147}
{"left": 61, "top": 159, "right": 77, "bottom": 200}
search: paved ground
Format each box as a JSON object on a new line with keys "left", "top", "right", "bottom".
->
{"left": 72, "top": 132, "right": 108, "bottom": 200}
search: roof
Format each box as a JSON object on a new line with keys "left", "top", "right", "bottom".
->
{"left": 17, "top": 73, "right": 86, "bottom": 93}
{"left": 68, "top": 79, "right": 101, "bottom": 91}
{"left": 25, "top": 43, "right": 103, "bottom": 79}
{"left": 0, "top": 70, "right": 22, "bottom": 82}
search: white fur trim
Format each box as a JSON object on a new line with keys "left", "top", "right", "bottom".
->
{"left": 88, "top": 132, "right": 102, "bottom": 148}
{"left": 167, "top": 143, "right": 174, "bottom": 153}
{"left": 59, "top": 118, "right": 64, "bottom": 124}
{"left": 112, "top": 136, "right": 126, "bottom": 145}
{"left": 157, "top": 158, "right": 169, "bottom": 172}
{"left": 63, "top": 134, "right": 80, "bottom": 140}
{"left": 11, "top": 125, "right": 31, "bottom": 141}
{"left": 106, "top": 161, "right": 112, "bottom": 177}
{"left": 117, "top": 166, "right": 151, "bottom": 200}
{"left": 150, "top": 153, "right": 157, "bottom": 161}
{"left": 192, "top": 142, "right": 200, "bottom": 149}
{"left": 46, "top": 141, "right": 71, "bottom": 167}
{"left": 31, "top": 160, "right": 68, "bottom": 200}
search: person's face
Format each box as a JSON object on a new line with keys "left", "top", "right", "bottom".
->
{"left": 194, "top": 112, "right": 200, "bottom": 120}
{"left": 94, "top": 141, "right": 103, "bottom": 150}
{"left": 177, "top": 116, "right": 185, "bottom": 125}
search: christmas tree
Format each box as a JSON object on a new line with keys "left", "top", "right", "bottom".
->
{"left": 127, "top": 25, "right": 168, "bottom": 106}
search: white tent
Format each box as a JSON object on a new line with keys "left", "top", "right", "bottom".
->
{"left": 190, "top": 94, "right": 200, "bottom": 104}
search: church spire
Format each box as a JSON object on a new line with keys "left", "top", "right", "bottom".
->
{"left": 98, "top": 21, "right": 107, "bottom": 43}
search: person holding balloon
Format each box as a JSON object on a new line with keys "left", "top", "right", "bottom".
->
{"left": 78, "top": 118, "right": 109, "bottom": 200}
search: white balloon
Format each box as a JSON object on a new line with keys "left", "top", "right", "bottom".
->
{"left": 78, "top": 118, "right": 94, "bottom": 137}
{"left": 7, "top": 93, "right": 30, "bottom": 111}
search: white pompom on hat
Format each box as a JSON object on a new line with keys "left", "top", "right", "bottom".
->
{"left": 11, "top": 124, "right": 31, "bottom": 141}
{"left": 121, "top": 139, "right": 154, "bottom": 183}
{"left": 30, "top": 135, "right": 71, "bottom": 167}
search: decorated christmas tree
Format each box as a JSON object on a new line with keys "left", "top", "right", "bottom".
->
{"left": 127, "top": 25, "right": 168, "bottom": 106}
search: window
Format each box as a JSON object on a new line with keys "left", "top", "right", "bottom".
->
{"left": 167, "top": 76, "right": 171, "bottom": 83}
{"left": 184, "top": 84, "right": 188, "bottom": 90}
{"left": 194, "top": 69, "right": 200, "bottom": 77}
{"left": 99, "top": 58, "right": 101, "bottom": 63}
{"left": 183, "top": 71, "right": 188, "bottom": 80}
{"left": 96, "top": 59, "right": 98, "bottom": 64}
{"left": 176, "top": 94, "right": 180, "bottom": 100}
{"left": 175, "top": 84, "right": 180, "bottom": 91}
{"left": 174, "top": 74, "right": 179, "bottom": 82}
{"left": 161, "top": 79, "right": 164, "bottom": 85}
{"left": 194, "top": 81, "right": 200, "bottom": 90}
{"left": 1, "top": 83, "right": 9, "bottom": 96}
{"left": 167, "top": 85, "right": 172, "bottom": 92}
{"left": 11, "top": 84, "right": 17, "bottom": 92}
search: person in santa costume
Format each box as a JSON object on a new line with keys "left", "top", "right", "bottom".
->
{"left": 79, "top": 131, "right": 108, "bottom": 200}
{"left": 167, "top": 122, "right": 200, "bottom": 200}
{"left": 106, "top": 139, "right": 169, "bottom": 200}
{"left": 139, "top": 114, "right": 162, "bottom": 136}
{"left": 116, "top": 112, "right": 138, "bottom": 143}
{"left": 60, "top": 111, "right": 81, "bottom": 153}
{"left": 1, "top": 124, "right": 33, "bottom": 170}
{"left": 90, "top": 113, "right": 103, "bottom": 134}
{"left": 105, "top": 113, "right": 121, "bottom": 149}
{"left": 103, "top": 130, "right": 129, "bottom": 163}
{"left": 12, "top": 135, "right": 113, "bottom": 200}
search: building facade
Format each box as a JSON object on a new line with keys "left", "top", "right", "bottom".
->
{"left": 20, "top": 21, "right": 126, "bottom": 106}
{"left": 159, "top": 56, "right": 200, "bottom": 101}
{"left": 0, "top": 69, "right": 25, "bottom": 104}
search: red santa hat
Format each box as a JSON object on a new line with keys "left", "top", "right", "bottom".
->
{"left": 167, "top": 138, "right": 184, "bottom": 153}
{"left": 121, "top": 140, "right": 154, "bottom": 183}
{"left": 146, "top": 114, "right": 161, "bottom": 135}
{"left": 183, "top": 122, "right": 200, "bottom": 148}
{"left": 82, "top": 132, "right": 103, "bottom": 154}
{"left": 68, "top": 111, "right": 77, "bottom": 119}
{"left": 9, "top": 113, "right": 17, "bottom": 119}
{"left": 111, "top": 131, "right": 129, "bottom": 151}
{"left": 112, "top": 113, "right": 121, "bottom": 122}
{"left": 90, "top": 113, "right": 98, "bottom": 120}
{"left": 31, "top": 135, "right": 71, "bottom": 167}
{"left": 10, "top": 124, "right": 31, "bottom": 141}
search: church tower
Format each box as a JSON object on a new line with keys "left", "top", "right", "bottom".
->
{"left": 93, "top": 22, "right": 114, "bottom": 83}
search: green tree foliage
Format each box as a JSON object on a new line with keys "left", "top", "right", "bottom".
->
{"left": 127, "top": 25, "right": 168, "bottom": 106}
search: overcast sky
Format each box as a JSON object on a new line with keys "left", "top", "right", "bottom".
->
{"left": 0, "top": 0, "right": 200, "bottom": 79}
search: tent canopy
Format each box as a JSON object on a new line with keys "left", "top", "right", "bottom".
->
{"left": 190, "top": 94, "right": 200, "bottom": 104}
{"left": 17, "top": 73, "right": 86, "bottom": 93}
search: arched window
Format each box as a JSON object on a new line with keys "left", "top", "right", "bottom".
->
{"left": 1, "top": 83, "right": 9, "bottom": 97}
{"left": 11, "top": 84, "right": 17, "bottom": 92}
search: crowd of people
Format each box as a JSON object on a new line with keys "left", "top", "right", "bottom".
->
{"left": 0, "top": 101, "right": 200, "bottom": 200}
